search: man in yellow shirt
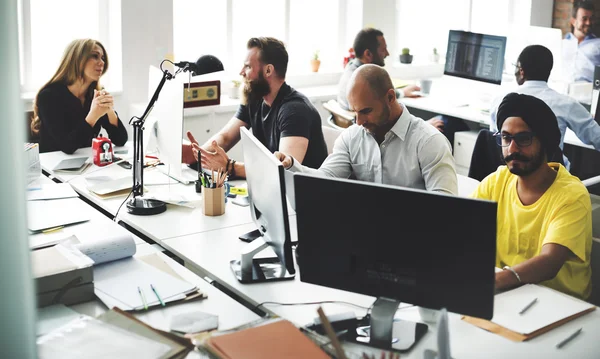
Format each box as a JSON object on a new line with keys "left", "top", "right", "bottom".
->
{"left": 472, "top": 93, "right": 592, "bottom": 300}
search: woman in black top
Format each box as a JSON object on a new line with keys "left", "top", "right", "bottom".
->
{"left": 32, "top": 39, "right": 128, "bottom": 153}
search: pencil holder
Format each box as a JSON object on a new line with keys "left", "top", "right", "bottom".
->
{"left": 202, "top": 186, "right": 225, "bottom": 216}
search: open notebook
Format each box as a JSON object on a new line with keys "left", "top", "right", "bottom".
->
{"left": 463, "top": 284, "right": 596, "bottom": 342}
{"left": 65, "top": 233, "right": 200, "bottom": 311}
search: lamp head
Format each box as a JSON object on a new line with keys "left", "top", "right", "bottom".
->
{"left": 192, "top": 55, "right": 224, "bottom": 76}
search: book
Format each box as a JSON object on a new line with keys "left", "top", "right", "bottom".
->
{"left": 52, "top": 156, "right": 91, "bottom": 173}
{"left": 204, "top": 319, "right": 330, "bottom": 359}
{"left": 463, "top": 284, "right": 596, "bottom": 342}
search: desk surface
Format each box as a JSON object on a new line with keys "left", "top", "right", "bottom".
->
{"left": 163, "top": 221, "right": 600, "bottom": 359}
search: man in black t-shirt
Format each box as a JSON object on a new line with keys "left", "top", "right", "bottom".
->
{"left": 182, "top": 37, "right": 327, "bottom": 178}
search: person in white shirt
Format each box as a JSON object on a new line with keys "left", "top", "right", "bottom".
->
{"left": 276, "top": 64, "right": 458, "bottom": 195}
{"left": 562, "top": 0, "right": 600, "bottom": 83}
{"left": 490, "top": 45, "right": 600, "bottom": 169}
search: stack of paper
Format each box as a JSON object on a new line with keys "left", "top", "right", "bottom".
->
{"left": 27, "top": 198, "right": 91, "bottom": 233}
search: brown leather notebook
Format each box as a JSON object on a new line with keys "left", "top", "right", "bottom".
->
{"left": 205, "top": 319, "right": 330, "bottom": 359}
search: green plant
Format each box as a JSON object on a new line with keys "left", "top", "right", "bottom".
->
{"left": 433, "top": 48, "right": 438, "bottom": 55}
{"left": 401, "top": 48, "right": 410, "bottom": 55}
{"left": 313, "top": 50, "right": 320, "bottom": 61}
{"left": 231, "top": 80, "right": 241, "bottom": 87}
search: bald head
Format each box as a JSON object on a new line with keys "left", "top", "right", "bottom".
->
{"left": 346, "top": 64, "right": 394, "bottom": 99}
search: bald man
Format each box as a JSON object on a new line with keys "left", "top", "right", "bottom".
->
{"left": 276, "top": 64, "right": 457, "bottom": 194}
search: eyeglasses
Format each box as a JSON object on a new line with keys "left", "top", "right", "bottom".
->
{"left": 493, "top": 131, "right": 535, "bottom": 147}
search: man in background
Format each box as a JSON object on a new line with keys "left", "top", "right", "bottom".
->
{"left": 490, "top": 45, "right": 600, "bottom": 170}
{"left": 563, "top": 0, "right": 600, "bottom": 82}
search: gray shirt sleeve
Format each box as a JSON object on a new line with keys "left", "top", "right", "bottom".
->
{"left": 418, "top": 134, "right": 458, "bottom": 195}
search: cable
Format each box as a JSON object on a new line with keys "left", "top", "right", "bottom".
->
{"left": 113, "top": 188, "right": 133, "bottom": 222}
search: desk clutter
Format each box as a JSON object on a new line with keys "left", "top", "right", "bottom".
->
{"left": 37, "top": 308, "right": 193, "bottom": 359}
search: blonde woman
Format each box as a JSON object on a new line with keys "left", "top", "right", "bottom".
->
{"left": 32, "top": 39, "right": 127, "bottom": 153}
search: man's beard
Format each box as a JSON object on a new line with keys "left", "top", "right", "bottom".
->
{"left": 372, "top": 53, "right": 385, "bottom": 67}
{"left": 504, "top": 150, "right": 545, "bottom": 177}
{"left": 241, "top": 72, "right": 270, "bottom": 105}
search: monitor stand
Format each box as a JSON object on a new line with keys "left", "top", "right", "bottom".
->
{"left": 230, "top": 237, "right": 295, "bottom": 283}
{"left": 353, "top": 297, "right": 428, "bottom": 353}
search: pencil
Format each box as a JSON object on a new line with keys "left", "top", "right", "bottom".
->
{"left": 317, "top": 307, "right": 348, "bottom": 359}
{"left": 138, "top": 286, "right": 148, "bottom": 310}
{"left": 42, "top": 226, "right": 64, "bottom": 234}
{"left": 150, "top": 284, "right": 165, "bottom": 306}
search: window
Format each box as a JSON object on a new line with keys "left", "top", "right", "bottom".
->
{"left": 173, "top": 0, "right": 227, "bottom": 70}
{"left": 397, "top": 0, "right": 471, "bottom": 61}
{"left": 173, "top": 0, "right": 360, "bottom": 78}
{"left": 18, "top": 0, "right": 122, "bottom": 94}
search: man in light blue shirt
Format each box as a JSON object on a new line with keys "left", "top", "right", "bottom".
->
{"left": 490, "top": 45, "right": 600, "bottom": 169}
{"left": 562, "top": 1, "right": 600, "bottom": 82}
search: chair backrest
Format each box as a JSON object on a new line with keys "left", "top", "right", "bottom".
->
{"left": 322, "top": 99, "right": 354, "bottom": 129}
{"left": 468, "top": 129, "right": 503, "bottom": 181}
{"left": 590, "top": 237, "right": 600, "bottom": 306}
{"left": 321, "top": 125, "right": 341, "bottom": 155}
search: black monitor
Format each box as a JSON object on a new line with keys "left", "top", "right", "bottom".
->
{"left": 229, "top": 127, "right": 295, "bottom": 283}
{"left": 444, "top": 30, "right": 507, "bottom": 85}
{"left": 294, "top": 174, "right": 496, "bottom": 351}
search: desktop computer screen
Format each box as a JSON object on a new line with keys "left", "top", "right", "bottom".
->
{"left": 444, "top": 30, "right": 507, "bottom": 85}
{"left": 146, "top": 66, "right": 200, "bottom": 184}
{"left": 229, "top": 127, "right": 295, "bottom": 283}
{"left": 294, "top": 174, "right": 496, "bottom": 349}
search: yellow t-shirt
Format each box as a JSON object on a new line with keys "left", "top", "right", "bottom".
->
{"left": 471, "top": 163, "right": 592, "bottom": 300}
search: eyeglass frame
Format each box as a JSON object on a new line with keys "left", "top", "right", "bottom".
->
{"left": 493, "top": 131, "right": 536, "bottom": 147}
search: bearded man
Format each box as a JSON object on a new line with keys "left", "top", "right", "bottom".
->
{"left": 182, "top": 37, "right": 327, "bottom": 178}
{"left": 472, "top": 93, "right": 592, "bottom": 300}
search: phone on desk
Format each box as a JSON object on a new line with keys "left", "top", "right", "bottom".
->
{"left": 239, "top": 228, "right": 262, "bottom": 243}
{"left": 232, "top": 196, "right": 249, "bottom": 207}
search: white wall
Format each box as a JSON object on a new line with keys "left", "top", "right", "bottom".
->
{"left": 0, "top": 1, "right": 37, "bottom": 357}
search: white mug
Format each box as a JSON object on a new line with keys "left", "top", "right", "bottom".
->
{"left": 419, "top": 79, "right": 433, "bottom": 95}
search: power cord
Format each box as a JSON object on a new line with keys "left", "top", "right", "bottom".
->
{"left": 113, "top": 188, "right": 133, "bottom": 222}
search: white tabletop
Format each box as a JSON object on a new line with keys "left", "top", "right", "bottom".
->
{"left": 162, "top": 221, "right": 600, "bottom": 359}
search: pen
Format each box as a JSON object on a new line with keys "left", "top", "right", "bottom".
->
{"left": 317, "top": 307, "right": 348, "bottom": 359}
{"left": 26, "top": 187, "right": 42, "bottom": 191}
{"left": 42, "top": 226, "right": 64, "bottom": 234}
{"left": 138, "top": 286, "right": 148, "bottom": 310}
{"left": 556, "top": 327, "right": 582, "bottom": 349}
{"left": 518, "top": 297, "right": 538, "bottom": 315}
{"left": 150, "top": 284, "right": 165, "bottom": 306}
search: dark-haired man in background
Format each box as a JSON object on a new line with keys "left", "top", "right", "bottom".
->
{"left": 337, "top": 28, "right": 420, "bottom": 111}
{"left": 563, "top": 0, "right": 600, "bottom": 82}
{"left": 490, "top": 45, "right": 600, "bottom": 170}
{"left": 182, "top": 37, "right": 327, "bottom": 178}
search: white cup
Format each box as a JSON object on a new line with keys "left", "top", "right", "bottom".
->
{"left": 419, "top": 79, "right": 433, "bottom": 95}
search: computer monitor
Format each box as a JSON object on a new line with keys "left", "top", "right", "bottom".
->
{"left": 229, "top": 127, "right": 295, "bottom": 283}
{"left": 444, "top": 30, "right": 507, "bottom": 85}
{"left": 146, "top": 66, "right": 197, "bottom": 184}
{"left": 294, "top": 174, "right": 497, "bottom": 350}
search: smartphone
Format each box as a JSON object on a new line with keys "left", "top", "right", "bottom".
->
{"left": 117, "top": 160, "right": 132, "bottom": 169}
{"left": 239, "top": 228, "right": 262, "bottom": 243}
{"left": 232, "top": 196, "right": 250, "bottom": 207}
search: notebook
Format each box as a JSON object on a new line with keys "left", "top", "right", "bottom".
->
{"left": 463, "top": 284, "right": 596, "bottom": 342}
{"left": 27, "top": 198, "right": 91, "bottom": 233}
{"left": 204, "top": 319, "right": 330, "bottom": 359}
{"left": 69, "top": 233, "right": 200, "bottom": 311}
{"left": 53, "top": 157, "right": 90, "bottom": 173}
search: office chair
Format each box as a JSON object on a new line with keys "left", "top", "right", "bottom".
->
{"left": 321, "top": 125, "right": 341, "bottom": 155}
{"left": 322, "top": 99, "right": 354, "bottom": 129}
{"left": 589, "top": 237, "right": 600, "bottom": 306}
